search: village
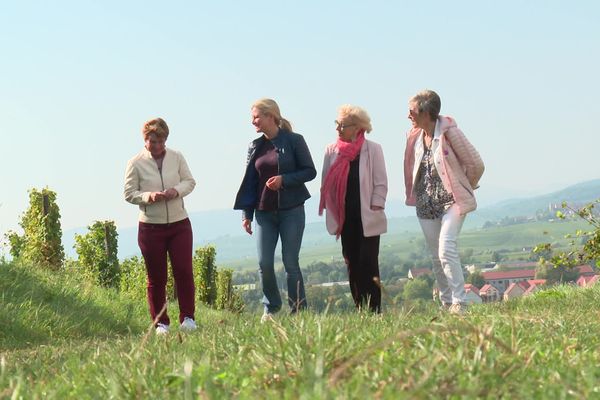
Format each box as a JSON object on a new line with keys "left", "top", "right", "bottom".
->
{"left": 408, "top": 262, "right": 599, "bottom": 303}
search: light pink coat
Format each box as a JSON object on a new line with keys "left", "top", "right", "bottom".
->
{"left": 404, "top": 116, "right": 484, "bottom": 215}
{"left": 322, "top": 139, "right": 388, "bottom": 237}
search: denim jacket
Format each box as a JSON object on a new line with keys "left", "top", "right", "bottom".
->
{"left": 234, "top": 128, "right": 316, "bottom": 220}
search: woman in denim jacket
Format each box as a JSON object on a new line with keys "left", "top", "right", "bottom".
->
{"left": 234, "top": 98, "right": 316, "bottom": 321}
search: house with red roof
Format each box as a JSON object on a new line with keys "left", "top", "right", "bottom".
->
{"left": 577, "top": 264, "right": 596, "bottom": 277}
{"left": 479, "top": 284, "right": 500, "bottom": 302}
{"left": 503, "top": 281, "right": 528, "bottom": 301}
{"left": 577, "top": 274, "right": 600, "bottom": 287}
{"left": 464, "top": 283, "right": 482, "bottom": 304}
{"left": 408, "top": 268, "right": 432, "bottom": 280}
{"left": 481, "top": 269, "right": 536, "bottom": 294}
{"left": 523, "top": 279, "right": 546, "bottom": 296}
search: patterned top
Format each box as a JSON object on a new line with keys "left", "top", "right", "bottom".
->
{"left": 415, "top": 147, "right": 454, "bottom": 219}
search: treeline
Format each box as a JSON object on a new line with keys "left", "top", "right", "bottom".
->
{"left": 5, "top": 187, "right": 243, "bottom": 312}
{"left": 233, "top": 253, "right": 433, "bottom": 288}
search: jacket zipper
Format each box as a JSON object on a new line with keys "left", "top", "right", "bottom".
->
{"left": 276, "top": 143, "right": 281, "bottom": 209}
{"left": 158, "top": 163, "right": 169, "bottom": 223}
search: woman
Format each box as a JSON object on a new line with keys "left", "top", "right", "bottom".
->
{"left": 124, "top": 117, "right": 197, "bottom": 334}
{"left": 403, "top": 90, "right": 484, "bottom": 314}
{"left": 319, "top": 105, "right": 388, "bottom": 313}
{"left": 234, "top": 98, "right": 316, "bottom": 321}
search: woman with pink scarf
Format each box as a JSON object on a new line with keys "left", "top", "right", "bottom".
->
{"left": 319, "top": 105, "right": 388, "bottom": 312}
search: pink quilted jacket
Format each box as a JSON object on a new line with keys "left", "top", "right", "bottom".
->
{"left": 403, "top": 116, "right": 484, "bottom": 215}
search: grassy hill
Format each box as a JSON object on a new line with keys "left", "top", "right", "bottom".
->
{"left": 1, "top": 260, "right": 599, "bottom": 398}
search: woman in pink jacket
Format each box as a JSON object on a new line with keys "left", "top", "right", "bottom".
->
{"left": 404, "top": 90, "right": 484, "bottom": 314}
{"left": 320, "top": 105, "right": 388, "bottom": 313}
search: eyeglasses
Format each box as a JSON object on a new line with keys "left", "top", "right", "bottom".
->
{"left": 334, "top": 120, "right": 356, "bottom": 130}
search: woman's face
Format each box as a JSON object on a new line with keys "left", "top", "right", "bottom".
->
{"left": 408, "top": 102, "right": 430, "bottom": 129}
{"left": 251, "top": 107, "right": 275, "bottom": 133}
{"left": 335, "top": 114, "right": 359, "bottom": 142}
{"left": 145, "top": 133, "right": 166, "bottom": 158}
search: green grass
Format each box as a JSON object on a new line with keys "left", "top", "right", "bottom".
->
{"left": 2, "top": 260, "right": 600, "bottom": 398}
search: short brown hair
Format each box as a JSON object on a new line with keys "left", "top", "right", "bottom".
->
{"left": 142, "top": 118, "right": 169, "bottom": 140}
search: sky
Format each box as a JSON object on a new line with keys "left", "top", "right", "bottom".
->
{"left": 1, "top": 0, "right": 599, "bottom": 240}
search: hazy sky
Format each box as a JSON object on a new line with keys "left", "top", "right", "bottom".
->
{"left": 1, "top": 1, "right": 599, "bottom": 238}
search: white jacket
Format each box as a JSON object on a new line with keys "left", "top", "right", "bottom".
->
{"left": 124, "top": 147, "right": 196, "bottom": 223}
{"left": 322, "top": 139, "right": 388, "bottom": 237}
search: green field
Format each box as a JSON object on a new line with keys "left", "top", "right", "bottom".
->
{"left": 2, "top": 260, "right": 599, "bottom": 398}
{"left": 223, "top": 219, "right": 591, "bottom": 270}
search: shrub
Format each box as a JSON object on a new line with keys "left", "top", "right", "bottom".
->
{"left": 5, "top": 188, "right": 64, "bottom": 270}
{"left": 194, "top": 245, "right": 217, "bottom": 306}
{"left": 74, "top": 221, "right": 119, "bottom": 288}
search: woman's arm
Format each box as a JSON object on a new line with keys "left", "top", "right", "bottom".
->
{"left": 370, "top": 143, "right": 388, "bottom": 209}
{"left": 281, "top": 134, "right": 317, "bottom": 187}
{"left": 124, "top": 160, "right": 152, "bottom": 205}
{"left": 173, "top": 152, "right": 196, "bottom": 197}
{"left": 446, "top": 128, "right": 484, "bottom": 189}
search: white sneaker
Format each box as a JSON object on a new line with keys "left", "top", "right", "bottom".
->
{"left": 156, "top": 323, "right": 169, "bottom": 335}
{"left": 449, "top": 303, "right": 468, "bottom": 315}
{"left": 180, "top": 317, "right": 197, "bottom": 332}
{"left": 261, "top": 312, "right": 274, "bottom": 323}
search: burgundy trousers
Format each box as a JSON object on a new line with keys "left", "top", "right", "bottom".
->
{"left": 138, "top": 218, "right": 195, "bottom": 325}
{"left": 341, "top": 217, "right": 381, "bottom": 313}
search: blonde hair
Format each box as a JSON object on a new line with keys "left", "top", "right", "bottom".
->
{"left": 337, "top": 104, "right": 372, "bottom": 133}
{"left": 142, "top": 117, "right": 169, "bottom": 140}
{"left": 409, "top": 90, "right": 441, "bottom": 121}
{"left": 252, "top": 98, "right": 293, "bottom": 131}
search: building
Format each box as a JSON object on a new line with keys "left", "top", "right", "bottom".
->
{"left": 408, "top": 268, "right": 432, "bottom": 280}
{"left": 523, "top": 279, "right": 546, "bottom": 296}
{"left": 479, "top": 284, "right": 501, "bottom": 302}
{"left": 577, "top": 274, "right": 600, "bottom": 287}
{"left": 481, "top": 269, "right": 536, "bottom": 294}
{"left": 464, "top": 284, "right": 482, "bottom": 304}
{"left": 503, "top": 282, "right": 527, "bottom": 301}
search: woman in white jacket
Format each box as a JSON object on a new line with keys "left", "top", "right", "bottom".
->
{"left": 319, "top": 105, "right": 388, "bottom": 312}
{"left": 124, "top": 117, "right": 197, "bottom": 334}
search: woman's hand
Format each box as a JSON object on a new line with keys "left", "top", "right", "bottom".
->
{"left": 242, "top": 219, "right": 253, "bottom": 235}
{"left": 163, "top": 188, "right": 179, "bottom": 200}
{"left": 149, "top": 191, "right": 166, "bottom": 203}
{"left": 266, "top": 175, "right": 283, "bottom": 191}
{"left": 370, "top": 206, "right": 384, "bottom": 211}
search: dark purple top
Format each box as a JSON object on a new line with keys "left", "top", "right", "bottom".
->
{"left": 255, "top": 141, "right": 279, "bottom": 211}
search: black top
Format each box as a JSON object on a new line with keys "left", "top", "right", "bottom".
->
{"left": 344, "top": 156, "right": 361, "bottom": 222}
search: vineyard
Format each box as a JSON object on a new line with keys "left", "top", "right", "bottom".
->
{"left": 3, "top": 188, "right": 243, "bottom": 314}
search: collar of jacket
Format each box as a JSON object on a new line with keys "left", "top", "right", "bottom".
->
{"left": 141, "top": 147, "right": 170, "bottom": 160}
{"left": 247, "top": 128, "right": 289, "bottom": 162}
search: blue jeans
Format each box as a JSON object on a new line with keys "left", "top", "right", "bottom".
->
{"left": 255, "top": 205, "right": 307, "bottom": 313}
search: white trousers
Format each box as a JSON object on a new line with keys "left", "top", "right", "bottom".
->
{"left": 418, "top": 204, "right": 466, "bottom": 305}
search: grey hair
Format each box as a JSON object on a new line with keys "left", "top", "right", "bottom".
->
{"left": 409, "top": 90, "right": 441, "bottom": 121}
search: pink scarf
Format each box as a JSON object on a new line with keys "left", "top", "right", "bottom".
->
{"left": 319, "top": 131, "right": 365, "bottom": 238}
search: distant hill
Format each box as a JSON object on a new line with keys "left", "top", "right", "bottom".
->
{"left": 62, "top": 179, "right": 600, "bottom": 263}
{"left": 470, "top": 179, "right": 600, "bottom": 224}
